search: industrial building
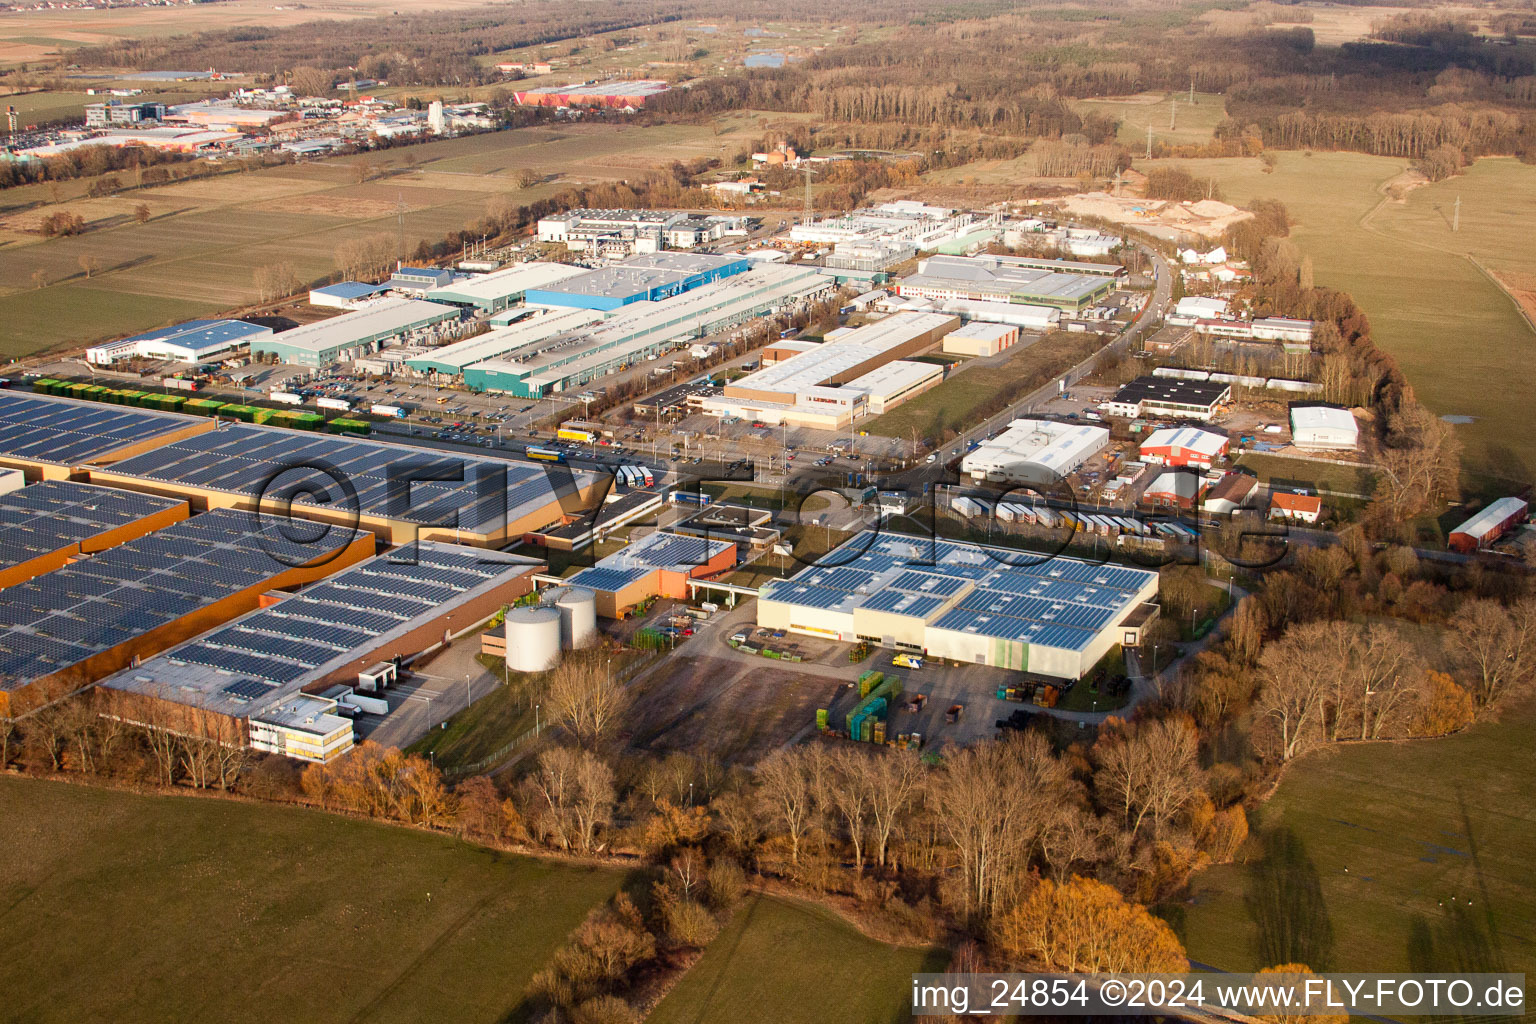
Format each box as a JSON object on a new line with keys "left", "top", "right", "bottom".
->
{"left": 405, "top": 308, "right": 606, "bottom": 378}
{"left": 309, "top": 282, "right": 389, "bottom": 309}
{"left": 943, "top": 321, "right": 1020, "bottom": 357}
{"left": 97, "top": 543, "right": 544, "bottom": 762}
{"left": 757, "top": 532, "right": 1160, "bottom": 679}
{"left": 85, "top": 319, "right": 273, "bottom": 365}
{"left": 523, "top": 253, "right": 749, "bottom": 312}
{"left": 91, "top": 423, "right": 601, "bottom": 546}
{"left": 536, "top": 209, "right": 749, "bottom": 255}
{"left": 1103, "top": 377, "right": 1232, "bottom": 421}
{"left": 0, "top": 393, "right": 215, "bottom": 480}
{"left": 931, "top": 298, "right": 1060, "bottom": 331}
{"left": 697, "top": 311, "right": 958, "bottom": 429}
{"left": 1448, "top": 498, "right": 1528, "bottom": 553}
{"left": 251, "top": 298, "right": 460, "bottom": 368}
{"left": 0, "top": 508, "right": 375, "bottom": 718}
{"left": 424, "top": 261, "right": 589, "bottom": 313}
{"left": 1289, "top": 405, "right": 1359, "bottom": 450}
{"left": 566, "top": 530, "right": 737, "bottom": 618}
{"left": 790, "top": 201, "right": 996, "bottom": 250}
{"left": 897, "top": 254, "right": 1116, "bottom": 313}
{"left": 512, "top": 80, "right": 670, "bottom": 108}
{"left": 0, "top": 481, "right": 188, "bottom": 590}
{"left": 465, "top": 264, "right": 832, "bottom": 398}
{"left": 1143, "top": 470, "right": 1204, "bottom": 509}
{"left": 1201, "top": 473, "right": 1258, "bottom": 516}
{"left": 1138, "top": 427, "right": 1229, "bottom": 469}
{"left": 961, "top": 419, "right": 1110, "bottom": 486}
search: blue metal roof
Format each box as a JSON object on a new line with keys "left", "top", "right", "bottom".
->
{"left": 312, "top": 281, "right": 387, "bottom": 300}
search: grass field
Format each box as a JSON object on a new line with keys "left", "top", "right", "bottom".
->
{"left": 1177, "top": 695, "right": 1536, "bottom": 975}
{"left": 1070, "top": 91, "right": 1228, "bottom": 149}
{"left": 0, "top": 85, "right": 230, "bottom": 126}
{"left": 1151, "top": 152, "right": 1536, "bottom": 491}
{"left": 0, "top": 117, "right": 771, "bottom": 359}
{"left": 647, "top": 894, "right": 948, "bottom": 1024}
{"left": 0, "top": 775, "right": 625, "bottom": 1024}
{"left": 864, "top": 333, "right": 1101, "bottom": 440}
{"left": 1234, "top": 452, "right": 1378, "bottom": 497}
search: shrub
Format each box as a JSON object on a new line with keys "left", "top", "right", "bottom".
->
{"left": 664, "top": 899, "right": 719, "bottom": 949}
{"left": 706, "top": 857, "right": 747, "bottom": 911}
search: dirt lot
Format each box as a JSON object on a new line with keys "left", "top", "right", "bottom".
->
{"left": 623, "top": 653, "right": 846, "bottom": 763}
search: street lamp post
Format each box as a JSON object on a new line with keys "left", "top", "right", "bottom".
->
{"left": 535, "top": 702, "right": 541, "bottom": 736}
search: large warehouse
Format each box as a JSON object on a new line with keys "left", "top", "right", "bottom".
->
{"left": 1289, "top": 405, "right": 1359, "bottom": 450}
{"left": 943, "top": 321, "right": 1020, "bottom": 357}
{"left": 512, "top": 80, "right": 670, "bottom": 108}
{"left": 0, "top": 508, "right": 374, "bottom": 717}
{"left": 251, "top": 298, "right": 461, "bottom": 368}
{"left": 791, "top": 201, "right": 994, "bottom": 249}
{"left": 1103, "top": 377, "right": 1232, "bottom": 421}
{"left": 523, "top": 253, "right": 749, "bottom": 311}
{"left": 1448, "top": 497, "right": 1528, "bottom": 554}
{"left": 465, "top": 264, "right": 832, "bottom": 398}
{"left": 90, "top": 422, "right": 602, "bottom": 545}
{"left": 757, "top": 532, "right": 1160, "bottom": 679}
{"left": 567, "top": 530, "right": 737, "bottom": 617}
{"left": 0, "top": 392, "right": 215, "bottom": 480}
{"left": 961, "top": 418, "right": 1110, "bottom": 486}
{"left": 85, "top": 319, "right": 273, "bottom": 365}
{"left": 404, "top": 308, "right": 606, "bottom": 378}
{"left": 0, "top": 481, "right": 188, "bottom": 589}
{"left": 424, "top": 261, "right": 589, "bottom": 314}
{"left": 897, "top": 254, "right": 1117, "bottom": 313}
{"left": 97, "top": 543, "right": 545, "bottom": 763}
{"left": 697, "top": 311, "right": 959, "bottom": 428}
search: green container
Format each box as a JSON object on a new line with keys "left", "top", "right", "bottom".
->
{"left": 816, "top": 708, "right": 828, "bottom": 730}
{"left": 326, "top": 417, "right": 371, "bottom": 436}
{"left": 858, "top": 717, "right": 873, "bottom": 743}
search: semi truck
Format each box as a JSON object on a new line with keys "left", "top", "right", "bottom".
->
{"left": 557, "top": 426, "right": 597, "bottom": 443}
{"left": 369, "top": 404, "right": 406, "bottom": 418}
{"left": 161, "top": 376, "right": 199, "bottom": 392}
{"left": 316, "top": 396, "right": 352, "bottom": 412}
{"left": 269, "top": 391, "right": 304, "bottom": 406}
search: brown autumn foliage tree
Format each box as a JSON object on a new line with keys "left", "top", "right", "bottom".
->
{"left": 992, "top": 875, "right": 1188, "bottom": 973}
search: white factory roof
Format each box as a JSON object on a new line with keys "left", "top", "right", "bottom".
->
{"left": 963, "top": 418, "right": 1109, "bottom": 479}
{"left": 266, "top": 298, "right": 457, "bottom": 353}
{"left": 730, "top": 312, "right": 955, "bottom": 395}
{"left": 1141, "top": 427, "right": 1228, "bottom": 458}
{"left": 847, "top": 359, "right": 942, "bottom": 399}
{"left": 426, "top": 262, "right": 588, "bottom": 305}
{"left": 1174, "top": 296, "right": 1229, "bottom": 318}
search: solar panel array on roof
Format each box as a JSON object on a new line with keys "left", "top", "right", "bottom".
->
{"left": 0, "top": 393, "right": 191, "bottom": 466}
{"left": 761, "top": 531, "right": 1157, "bottom": 653}
{"left": 0, "top": 481, "right": 184, "bottom": 572}
{"left": 567, "top": 565, "right": 651, "bottom": 593}
{"left": 107, "top": 422, "right": 586, "bottom": 531}
{"left": 162, "top": 545, "right": 525, "bottom": 692}
{"left": 0, "top": 509, "right": 353, "bottom": 688}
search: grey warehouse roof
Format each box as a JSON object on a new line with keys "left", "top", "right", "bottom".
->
{"left": 100, "top": 543, "right": 543, "bottom": 718}
{"left": 0, "top": 481, "right": 184, "bottom": 570}
{"left": 0, "top": 392, "right": 195, "bottom": 466}
{"left": 105, "top": 422, "right": 595, "bottom": 531}
{"left": 0, "top": 508, "right": 356, "bottom": 689}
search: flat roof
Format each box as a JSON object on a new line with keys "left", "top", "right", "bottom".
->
{"left": 761, "top": 531, "right": 1157, "bottom": 652}
{"left": 0, "top": 393, "right": 197, "bottom": 467}
{"left": 948, "top": 321, "right": 1017, "bottom": 341}
{"left": 727, "top": 311, "right": 956, "bottom": 396}
{"left": 964, "top": 418, "right": 1109, "bottom": 477}
{"left": 261, "top": 298, "right": 458, "bottom": 354}
{"left": 518, "top": 80, "right": 670, "bottom": 98}
{"left": 0, "top": 481, "right": 184, "bottom": 572}
{"left": 0, "top": 508, "right": 355, "bottom": 689}
{"left": 545, "top": 253, "right": 743, "bottom": 300}
{"left": 312, "top": 281, "right": 388, "bottom": 300}
{"left": 903, "top": 255, "right": 1108, "bottom": 304}
{"left": 426, "top": 261, "right": 588, "bottom": 306}
{"left": 104, "top": 423, "right": 595, "bottom": 532}
{"left": 104, "top": 318, "right": 270, "bottom": 351}
{"left": 1112, "top": 376, "right": 1232, "bottom": 407}
{"left": 99, "top": 542, "right": 543, "bottom": 717}
{"left": 1289, "top": 405, "right": 1358, "bottom": 433}
{"left": 847, "top": 359, "right": 942, "bottom": 398}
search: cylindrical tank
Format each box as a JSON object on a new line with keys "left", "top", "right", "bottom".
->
{"left": 544, "top": 586, "right": 597, "bottom": 650}
{"left": 502, "top": 607, "right": 561, "bottom": 672}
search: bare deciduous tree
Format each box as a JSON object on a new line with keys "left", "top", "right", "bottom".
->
{"left": 544, "top": 656, "right": 631, "bottom": 749}
{"left": 756, "top": 746, "right": 818, "bottom": 865}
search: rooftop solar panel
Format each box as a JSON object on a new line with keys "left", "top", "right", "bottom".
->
{"left": 0, "top": 393, "right": 192, "bottom": 466}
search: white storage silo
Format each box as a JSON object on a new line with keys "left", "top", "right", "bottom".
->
{"left": 502, "top": 607, "right": 561, "bottom": 672}
{"left": 544, "top": 586, "right": 598, "bottom": 649}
